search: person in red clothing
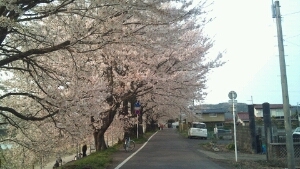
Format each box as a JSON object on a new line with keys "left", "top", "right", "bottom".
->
{"left": 160, "top": 124, "right": 164, "bottom": 130}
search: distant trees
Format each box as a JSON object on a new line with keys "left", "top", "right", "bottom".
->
{"left": 0, "top": 0, "right": 223, "bottom": 168}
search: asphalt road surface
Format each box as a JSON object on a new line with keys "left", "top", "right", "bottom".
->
{"left": 114, "top": 128, "right": 230, "bottom": 169}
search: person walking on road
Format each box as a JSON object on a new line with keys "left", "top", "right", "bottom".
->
{"left": 82, "top": 144, "right": 87, "bottom": 157}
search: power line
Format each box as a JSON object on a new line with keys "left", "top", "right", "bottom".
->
{"left": 285, "top": 34, "right": 300, "bottom": 40}
{"left": 283, "top": 10, "right": 300, "bottom": 16}
{"left": 284, "top": 40, "right": 300, "bottom": 47}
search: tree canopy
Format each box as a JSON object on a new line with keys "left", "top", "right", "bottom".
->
{"left": 0, "top": 0, "right": 223, "bottom": 168}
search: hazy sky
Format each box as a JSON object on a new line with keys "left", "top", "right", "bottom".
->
{"left": 201, "top": 0, "right": 300, "bottom": 105}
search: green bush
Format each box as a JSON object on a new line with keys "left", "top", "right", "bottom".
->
{"left": 226, "top": 143, "right": 235, "bottom": 150}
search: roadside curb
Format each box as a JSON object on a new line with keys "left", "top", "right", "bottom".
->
{"left": 197, "top": 149, "right": 226, "bottom": 160}
{"left": 198, "top": 148, "right": 267, "bottom": 161}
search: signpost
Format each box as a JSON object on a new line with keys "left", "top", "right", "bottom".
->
{"left": 228, "top": 91, "right": 238, "bottom": 162}
{"left": 134, "top": 101, "right": 141, "bottom": 139}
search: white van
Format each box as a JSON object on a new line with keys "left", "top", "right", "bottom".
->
{"left": 188, "top": 122, "right": 207, "bottom": 139}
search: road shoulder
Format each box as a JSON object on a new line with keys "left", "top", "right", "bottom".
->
{"left": 106, "top": 143, "right": 143, "bottom": 169}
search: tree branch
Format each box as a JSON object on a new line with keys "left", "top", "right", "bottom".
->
{"left": 0, "top": 41, "right": 70, "bottom": 67}
{"left": 0, "top": 106, "right": 59, "bottom": 121}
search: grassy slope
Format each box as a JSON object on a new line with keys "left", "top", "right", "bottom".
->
{"left": 59, "top": 131, "right": 156, "bottom": 169}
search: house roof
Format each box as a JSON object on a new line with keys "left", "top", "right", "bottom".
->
{"left": 199, "top": 108, "right": 226, "bottom": 114}
{"left": 237, "top": 112, "right": 249, "bottom": 121}
{"left": 253, "top": 104, "right": 290, "bottom": 109}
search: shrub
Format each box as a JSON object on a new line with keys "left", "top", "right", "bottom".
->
{"left": 226, "top": 143, "right": 235, "bottom": 150}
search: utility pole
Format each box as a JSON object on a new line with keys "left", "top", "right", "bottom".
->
{"left": 248, "top": 96, "right": 254, "bottom": 104}
{"left": 297, "top": 102, "right": 300, "bottom": 127}
{"left": 273, "top": 1, "right": 295, "bottom": 168}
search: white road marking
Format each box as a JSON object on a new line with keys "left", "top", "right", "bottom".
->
{"left": 114, "top": 131, "right": 158, "bottom": 169}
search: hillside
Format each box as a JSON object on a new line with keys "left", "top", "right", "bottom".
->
{"left": 200, "top": 102, "right": 248, "bottom": 112}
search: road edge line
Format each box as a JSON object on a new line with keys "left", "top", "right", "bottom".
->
{"left": 114, "top": 131, "right": 158, "bottom": 169}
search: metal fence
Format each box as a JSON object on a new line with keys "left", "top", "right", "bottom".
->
{"left": 272, "top": 135, "right": 300, "bottom": 143}
{"left": 269, "top": 142, "right": 300, "bottom": 166}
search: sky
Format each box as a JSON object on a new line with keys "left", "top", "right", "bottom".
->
{"left": 201, "top": 0, "right": 300, "bottom": 106}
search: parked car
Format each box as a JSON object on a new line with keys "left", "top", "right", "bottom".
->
{"left": 217, "top": 129, "right": 232, "bottom": 134}
{"left": 293, "top": 127, "right": 300, "bottom": 142}
{"left": 188, "top": 122, "right": 207, "bottom": 139}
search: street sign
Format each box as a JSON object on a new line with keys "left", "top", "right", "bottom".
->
{"left": 135, "top": 110, "right": 140, "bottom": 115}
{"left": 134, "top": 101, "right": 141, "bottom": 110}
{"left": 134, "top": 101, "right": 141, "bottom": 114}
{"left": 228, "top": 91, "right": 237, "bottom": 100}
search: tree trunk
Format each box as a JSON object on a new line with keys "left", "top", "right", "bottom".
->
{"left": 92, "top": 65, "right": 123, "bottom": 151}
{"left": 93, "top": 104, "right": 120, "bottom": 151}
{"left": 94, "top": 130, "right": 107, "bottom": 151}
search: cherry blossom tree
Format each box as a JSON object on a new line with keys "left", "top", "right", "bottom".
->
{"left": 0, "top": 0, "right": 223, "bottom": 168}
{"left": 47, "top": 0, "right": 222, "bottom": 153}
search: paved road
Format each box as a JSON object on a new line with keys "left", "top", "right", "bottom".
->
{"left": 113, "top": 128, "right": 230, "bottom": 169}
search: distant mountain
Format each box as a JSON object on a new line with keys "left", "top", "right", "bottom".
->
{"left": 200, "top": 102, "right": 248, "bottom": 112}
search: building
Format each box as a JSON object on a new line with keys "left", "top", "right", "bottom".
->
{"left": 253, "top": 104, "right": 291, "bottom": 119}
{"left": 253, "top": 104, "right": 299, "bottom": 128}
{"left": 195, "top": 108, "right": 226, "bottom": 127}
{"left": 237, "top": 112, "right": 250, "bottom": 126}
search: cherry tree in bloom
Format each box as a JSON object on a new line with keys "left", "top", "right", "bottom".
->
{"left": 0, "top": 0, "right": 223, "bottom": 168}
{"left": 43, "top": 0, "right": 224, "bottom": 153}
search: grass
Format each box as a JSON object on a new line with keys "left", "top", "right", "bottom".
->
{"left": 59, "top": 146, "right": 118, "bottom": 169}
{"left": 176, "top": 127, "right": 188, "bottom": 137}
{"left": 133, "top": 130, "right": 156, "bottom": 144}
{"left": 59, "top": 131, "right": 157, "bottom": 169}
